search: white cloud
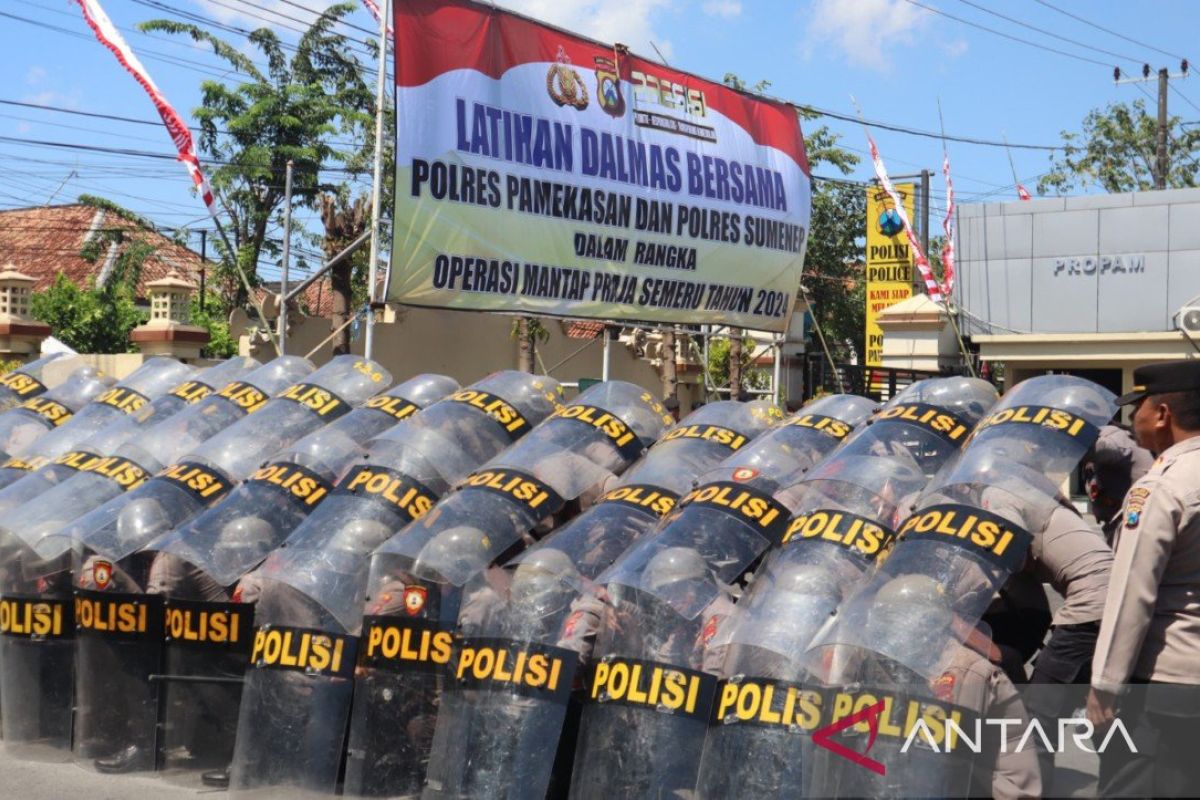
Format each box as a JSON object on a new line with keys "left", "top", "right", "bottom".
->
{"left": 703, "top": 0, "right": 742, "bottom": 18}
{"left": 941, "top": 38, "right": 968, "bottom": 58}
{"left": 25, "top": 66, "right": 48, "bottom": 86}
{"left": 496, "top": 0, "right": 675, "bottom": 60}
{"left": 803, "top": 0, "right": 930, "bottom": 71}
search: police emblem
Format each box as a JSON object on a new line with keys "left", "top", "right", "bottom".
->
{"left": 731, "top": 467, "right": 759, "bottom": 482}
{"left": 93, "top": 560, "right": 113, "bottom": 590}
{"left": 700, "top": 614, "right": 720, "bottom": 646}
{"left": 1124, "top": 487, "right": 1150, "bottom": 529}
{"left": 546, "top": 46, "right": 588, "bottom": 110}
{"left": 403, "top": 585, "right": 428, "bottom": 616}
{"left": 593, "top": 56, "right": 625, "bottom": 117}
{"left": 932, "top": 672, "right": 956, "bottom": 701}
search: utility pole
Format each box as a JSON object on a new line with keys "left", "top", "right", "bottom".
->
{"left": 1158, "top": 67, "right": 1169, "bottom": 190}
{"left": 279, "top": 159, "right": 294, "bottom": 355}
{"left": 919, "top": 168, "right": 931, "bottom": 260}
{"left": 1115, "top": 61, "right": 1190, "bottom": 189}
{"left": 198, "top": 229, "right": 207, "bottom": 313}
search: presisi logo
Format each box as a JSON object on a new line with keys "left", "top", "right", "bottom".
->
{"left": 784, "top": 413, "right": 852, "bottom": 440}
{"left": 20, "top": 396, "right": 72, "bottom": 426}
{"left": 598, "top": 484, "right": 677, "bottom": 518}
{"left": 873, "top": 404, "right": 968, "bottom": 442}
{"left": 96, "top": 387, "right": 149, "bottom": 414}
{"left": 216, "top": 381, "right": 269, "bottom": 412}
{"left": 0, "top": 372, "right": 46, "bottom": 397}
{"left": 451, "top": 389, "right": 529, "bottom": 436}
{"left": 169, "top": 380, "right": 214, "bottom": 404}
{"left": 279, "top": 383, "right": 347, "bottom": 417}
{"left": 364, "top": 394, "right": 419, "bottom": 422}
{"left": 661, "top": 424, "right": 746, "bottom": 451}
{"left": 973, "top": 405, "right": 1092, "bottom": 438}
{"left": 781, "top": 510, "right": 895, "bottom": 559}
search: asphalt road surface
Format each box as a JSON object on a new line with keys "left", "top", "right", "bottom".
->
{"left": 0, "top": 749, "right": 213, "bottom": 799}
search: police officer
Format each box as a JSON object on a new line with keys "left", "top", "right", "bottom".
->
{"left": 1088, "top": 360, "right": 1200, "bottom": 796}
{"left": 1084, "top": 425, "right": 1153, "bottom": 543}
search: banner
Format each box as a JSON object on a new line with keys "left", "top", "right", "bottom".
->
{"left": 864, "top": 183, "right": 914, "bottom": 366}
{"left": 387, "top": 0, "right": 812, "bottom": 333}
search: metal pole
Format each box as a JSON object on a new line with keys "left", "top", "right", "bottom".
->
{"left": 601, "top": 327, "right": 611, "bottom": 381}
{"left": 772, "top": 337, "right": 783, "bottom": 407}
{"left": 198, "top": 229, "right": 206, "bottom": 313}
{"left": 919, "top": 168, "right": 931, "bottom": 293}
{"left": 702, "top": 325, "right": 711, "bottom": 403}
{"left": 279, "top": 159, "right": 294, "bottom": 355}
{"left": 1158, "top": 67, "right": 1169, "bottom": 190}
{"left": 364, "top": 0, "right": 391, "bottom": 360}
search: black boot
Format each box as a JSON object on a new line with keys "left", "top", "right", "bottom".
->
{"left": 94, "top": 745, "right": 143, "bottom": 774}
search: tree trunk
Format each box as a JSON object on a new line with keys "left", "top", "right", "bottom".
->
{"left": 319, "top": 194, "right": 369, "bottom": 355}
{"left": 517, "top": 316, "right": 535, "bottom": 372}
{"left": 728, "top": 327, "right": 743, "bottom": 398}
{"left": 660, "top": 328, "right": 677, "bottom": 402}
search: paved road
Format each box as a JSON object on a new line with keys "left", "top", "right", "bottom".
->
{"left": 0, "top": 748, "right": 216, "bottom": 799}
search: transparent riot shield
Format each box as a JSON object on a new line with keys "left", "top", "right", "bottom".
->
{"left": 342, "top": 381, "right": 670, "bottom": 798}
{"left": 0, "top": 366, "right": 111, "bottom": 462}
{"left": 0, "top": 353, "right": 68, "bottom": 412}
{"left": 0, "top": 356, "right": 194, "bottom": 492}
{"left": 71, "top": 372, "right": 452, "bottom": 780}
{"left": 227, "top": 374, "right": 575, "bottom": 797}
{"left": 0, "top": 357, "right": 282, "bottom": 521}
{"left": 695, "top": 452, "right": 927, "bottom": 800}
{"left": 0, "top": 592, "right": 74, "bottom": 759}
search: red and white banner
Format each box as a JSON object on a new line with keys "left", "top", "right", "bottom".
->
{"left": 73, "top": 0, "right": 218, "bottom": 217}
{"left": 865, "top": 133, "right": 943, "bottom": 302}
{"left": 385, "top": 0, "right": 811, "bottom": 332}
{"left": 940, "top": 151, "right": 955, "bottom": 295}
{"left": 361, "top": 0, "right": 392, "bottom": 34}
{"left": 1017, "top": 184, "right": 1032, "bottom": 201}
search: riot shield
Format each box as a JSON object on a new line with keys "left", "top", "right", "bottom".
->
{"left": 71, "top": 371, "right": 453, "bottom": 779}
{"left": 0, "top": 353, "right": 68, "bottom": 412}
{"left": 0, "top": 356, "right": 194, "bottom": 492}
{"left": 0, "top": 366, "right": 110, "bottom": 462}
{"left": 695, "top": 452, "right": 927, "bottom": 799}
{"left": 0, "top": 593, "right": 74, "bottom": 759}
{"left": 0, "top": 356, "right": 289, "bottom": 523}
{"left": 226, "top": 373, "right": 567, "bottom": 797}
{"left": 342, "top": 381, "right": 671, "bottom": 798}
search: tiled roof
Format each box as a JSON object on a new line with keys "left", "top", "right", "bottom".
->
{"left": 563, "top": 320, "right": 606, "bottom": 339}
{"left": 0, "top": 204, "right": 206, "bottom": 299}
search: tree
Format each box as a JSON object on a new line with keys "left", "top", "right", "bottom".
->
{"left": 1039, "top": 98, "right": 1200, "bottom": 195}
{"left": 32, "top": 274, "right": 143, "bottom": 354}
{"left": 141, "top": 4, "right": 375, "bottom": 305}
{"left": 319, "top": 192, "right": 370, "bottom": 355}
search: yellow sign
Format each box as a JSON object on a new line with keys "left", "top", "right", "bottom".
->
{"left": 865, "top": 183, "right": 915, "bottom": 366}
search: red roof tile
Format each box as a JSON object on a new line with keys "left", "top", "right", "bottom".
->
{"left": 0, "top": 204, "right": 206, "bottom": 299}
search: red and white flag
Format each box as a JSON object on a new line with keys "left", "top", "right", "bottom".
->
{"left": 1017, "top": 184, "right": 1032, "bottom": 201}
{"left": 73, "top": 0, "right": 218, "bottom": 217}
{"left": 865, "top": 133, "right": 944, "bottom": 302}
{"left": 940, "top": 151, "right": 956, "bottom": 295}
{"left": 361, "top": 0, "right": 393, "bottom": 34}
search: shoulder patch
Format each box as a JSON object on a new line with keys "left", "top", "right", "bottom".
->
{"left": 931, "top": 672, "right": 956, "bottom": 702}
{"left": 1125, "top": 487, "right": 1151, "bottom": 529}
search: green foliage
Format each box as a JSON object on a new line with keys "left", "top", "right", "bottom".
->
{"left": 510, "top": 317, "right": 551, "bottom": 344}
{"left": 1038, "top": 99, "right": 1200, "bottom": 195}
{"left": 78, "top": 194, "right": 156, "bottom": 229}
{"left": 0, "top": 359, "right": 22, "bottom": 376}
{"left": 705, "top": 334, "right": 767, "bottom": 392}
{"left": 31, "top": 275, "right": 143, "bottom": 354}
{"left": 189, "top": 294, "right": 239, "bottom": 358}
{"left": 140, "top": 3, "right": 376, "bottom": 304}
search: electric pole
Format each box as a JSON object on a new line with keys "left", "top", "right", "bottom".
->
{"left": 1115, "top": 61, "right": 1190, "bottom": 189}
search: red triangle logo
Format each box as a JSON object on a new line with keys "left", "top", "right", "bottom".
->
{"left": 812, "top": 698, "right": 887, "bottom": 776}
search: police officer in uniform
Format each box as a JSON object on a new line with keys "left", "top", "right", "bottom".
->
{"left": 1088, "top": 360, "right": 1200, "bottom": 796}
{"left": 1084, "top": 425, "right": 1153, "bottom": 543}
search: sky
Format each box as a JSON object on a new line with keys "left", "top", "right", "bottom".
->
{"left": 2, "top": 0, "right": 1199, "bottom": 281}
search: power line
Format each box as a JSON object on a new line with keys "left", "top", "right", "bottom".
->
{"left": 949, "top": 0, "right": 1147, "bottom": 66}
{"left": 898, "top": 0, "right": 1115, "bottom": 68}
{"left": 1030, "top": 0, "right": 1188, "bottom": 63}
